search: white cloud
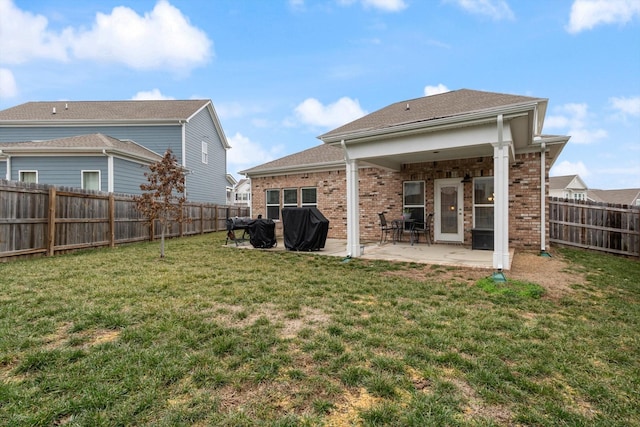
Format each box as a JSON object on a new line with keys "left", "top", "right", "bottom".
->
{"left": 227, "top": 132, "right": 283, "bottom": 174}
{"left": 610, "top": 95, "right": 640, "bottom": 117}
{"left": 0, "top": 0, "right": 68, "bottom": 64}
{"left": 544, "top": 103, "right": 608, "bottom": 144}
{"left": 337, "top": 0, "right": 407, "bottom": 12}
{"left": 446, "top": 0, "right": 515, "bottom": 21}
{"left": 131, "top": 89, "right": 174, "bottom": 100}
{"left": 0, "top": 68, "right": 18, "bottom": 98}
{"left": 294, "top": 97, "right": 367, "bottom": 128}
{"left": 69, "top": 1, "right": 212, "bottom": 73}
{"left": 424, "top": 84, "right": 450, "bottom": 96}
{"left": 0, "top": 0, "right": 212, "bottom": 73}
{"left": 551, "top": 160, "right": 590, "bottom": 178}
{"left": 567, "top": 0, "right": 640, "bottom": 33}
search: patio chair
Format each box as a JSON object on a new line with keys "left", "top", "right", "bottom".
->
{"left": 410, "top": 213, "right": 433, "bottom": 245}
{"left": 378, "top": 212, "right": 398, "bottom": 244}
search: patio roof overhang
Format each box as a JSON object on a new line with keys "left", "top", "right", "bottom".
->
{"left": 321, "top": 105, "right": 540, "bottom": 170}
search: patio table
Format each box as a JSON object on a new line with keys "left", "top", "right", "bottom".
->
{"left": 392, "top": 218, "right": 414, "bottom": 243}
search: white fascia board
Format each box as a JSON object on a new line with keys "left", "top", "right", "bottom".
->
{"left": 343, "top": 122, "right": 513, "bottom": 160}
{"left": 321, "top": 103, "right": 537, "bottom": 144}
{"left": 0, "top": 146, "right": 159, "bottom": 164}
{"left": 0, "top": 120, "right": 182, "bottom": 128}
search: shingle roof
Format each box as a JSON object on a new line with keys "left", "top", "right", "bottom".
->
{"left": 240, "top": 144, "right": 344, "bottom": 176}
{"left": 319, "top": 89, "right": 545, "bottom": 140}
{"left": 0, "top": 100, "right": 210, "bottom": 122}
{"left": 549, "top": 175, "right": 578, "bottom": 190}
{"left": 588, "top": 189, "right": 640, "bottom": 206}
{"left": 0, "top": 133, "right": 162, "bottom": 161}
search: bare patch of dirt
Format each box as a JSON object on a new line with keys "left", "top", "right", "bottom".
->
{"left": 324, "top": 387, "right": 381, "bottom": 427}
{"left": 86, "top": 329, "right": 121, "bottom": 347}
{"left": 383, "top": 250, "right": 587, "bottom": 301}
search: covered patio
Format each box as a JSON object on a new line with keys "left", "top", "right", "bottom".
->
{"left": 225, "top": 238, "right": 511, "bottom": 270}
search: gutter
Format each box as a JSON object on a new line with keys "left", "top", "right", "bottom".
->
{"left": 320, "top": 103, "right": 539, "bottom": 144}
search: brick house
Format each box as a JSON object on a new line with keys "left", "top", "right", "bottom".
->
{"left": 241, "top": 89, "right": 570, "bottom": 270}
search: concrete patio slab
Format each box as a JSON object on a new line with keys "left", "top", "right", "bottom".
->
{"left": 225, "top": 238, "right": 513, "bottom": 270}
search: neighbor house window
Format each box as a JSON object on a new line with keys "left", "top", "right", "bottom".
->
{"left": 473, "top": 177, "right": 494, "bottom": 229}
{"left": 82, "top": 170, "right": 101, "bottom": 191}
{"left": 19, "top": 170, "right": 37, "bottom": 183}
{"left": 283, "top": 188, "right": 297, "bottom": 208}
{"left": 266, "top": 189, "right": 280, "bottom": 220}
{"left": 202, "top": 141, "right": 208, "bottom": 164}
{"left": 301, "top": 187, "right": 317, "bottom": 207}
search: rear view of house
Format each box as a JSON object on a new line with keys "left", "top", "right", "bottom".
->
{"left": 0, "top": 100, "right": 230, "bottom": 203}
{"left": 242, "top": 89, "right": 571, "bottom": 270}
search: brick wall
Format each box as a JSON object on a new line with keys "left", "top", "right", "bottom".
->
{"left": 250, "top": 152, "right": 549, "bottom": 250}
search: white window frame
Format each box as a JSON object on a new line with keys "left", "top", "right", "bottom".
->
{"left": 19, "top": 170, "right": 38, "bottom": 183}
{"left": 301, "top": 187, "right": 317, "bottom": 207}
{"left": 283, "top": 188, "right": 298, "bottom": 208}
{"left": 266, "top": 189, "right": 280, "bottom": 220}
{"left": 473, "top": 177, "right": 494, "bottom": 230}
{"left": 81, "top": 170, "right": 101, "bottom": 191}
{"left": 201, "top": 141, "right": 208, "bottom": 164}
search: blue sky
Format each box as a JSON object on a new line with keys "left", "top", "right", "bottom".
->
{"left": 1, "top": 0, "right": 638, "bottom": 189}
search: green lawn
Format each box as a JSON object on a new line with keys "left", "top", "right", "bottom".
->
{"left": 1, "top": 233, "right": 638, "bottom": 426}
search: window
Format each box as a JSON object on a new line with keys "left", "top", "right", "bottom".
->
{"left": 19, "top": 170, "right": 37, "bottom": 183}
{"left": 301, "top": 188, "right": 317, "bottom": 207}
{"left": 283, "top": 188, "right": 298, "bottom": 208}
{"left": 201, "top": 141, "right": 208, "bottom": 164}
{"left": 82, "top": 170, "right": 101, "bottom": 191}
{"left": 473, "top": 177, "right": 494, "bottom": 229}
{"left": 403, "top": 181, "right": 425, "bottom": 223}
{"left": 266, "top": 189, "right": 280, "bottom": 220}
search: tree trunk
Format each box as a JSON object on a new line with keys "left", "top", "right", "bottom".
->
{"left": 160, "top": 221, "right": 166, "bottom": 258}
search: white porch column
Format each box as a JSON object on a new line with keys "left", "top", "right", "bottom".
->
{"left": 341, "top": 139, "right": 361, "bottom": 258}
{"left": 492, "top": 115, "right": 510, "bottom": 270}
{"left": 345, "top": 157, "right": 361, "bottom": 257}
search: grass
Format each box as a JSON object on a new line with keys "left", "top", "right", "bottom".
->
{"left": 0, "top": 233, "right": 639, "bottom": 426}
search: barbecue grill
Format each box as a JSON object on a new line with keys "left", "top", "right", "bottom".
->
{"left": 225, "top": 217, "right": 252, "bottom": 246}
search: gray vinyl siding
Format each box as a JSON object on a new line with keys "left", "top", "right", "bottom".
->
{"left": 113, "top": 157, "right": 149, "bottom": 195}
{"left": 0, "top": 126, "right": 182, "bottom": 161}
{"left": 10, "top": 156, "right": 107, "bottom": 189}
{"left": 184, "top": 108, "right": 227, "bottom": 203}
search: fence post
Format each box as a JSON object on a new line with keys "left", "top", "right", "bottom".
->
{"left": 47, "top": 187, "right": 56, "bottom": 256}
{"left": 200, "top": 204, "right": 204, "bottom": 235}
{"left": 109, "top": 193, "right": 115, "bottom": 247}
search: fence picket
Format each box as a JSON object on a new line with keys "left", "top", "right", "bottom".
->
{"left": 0, "top": 180, "right": 249, "bottom": 261}
{"left": 549, "top": 197, "right": 640, "bottom": 258}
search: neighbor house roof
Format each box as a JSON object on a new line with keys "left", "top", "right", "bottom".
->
{"left": 0, "top": 133, "right": 162, "bottom": 163}
{"left": 549, "top": 175, "right": 588, "bottom": 191}
{"left": 588, "top": 188, "right": 640, "bottom": 206}
{"left": 319, "top": 89, "right": 546, "bottom": 141}
{"left": 0, "top": 100, "right": 211, "bottom": 123}
{"left": 241, "top": 144, "right": 344, "bottom": 177}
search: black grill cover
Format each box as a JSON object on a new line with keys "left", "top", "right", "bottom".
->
{"left": 282, "top": 207, "right": 329, "bottom": 251}
{"left": 247, "top": 218, "right": 277, "bottom": 249}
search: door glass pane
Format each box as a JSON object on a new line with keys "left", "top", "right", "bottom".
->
{"left": 440, "top": 185, "right": 458, "bottom": 234}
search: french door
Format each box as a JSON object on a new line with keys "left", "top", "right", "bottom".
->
{"left": 434, "top": 178, "right": 464, "bottom": 242}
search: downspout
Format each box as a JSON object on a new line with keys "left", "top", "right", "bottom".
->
{"left": 103, "top": 150, "right": 114, "bottom": 193}
{"left": 0, "top": 150, "right": 9, "bottom": 180}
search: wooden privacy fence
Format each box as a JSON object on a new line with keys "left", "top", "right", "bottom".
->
{"left": 0, "top": 180, "right": 249, "bottom": 261}
{"left": 549, "top": 197, "right": 640, "bottom": 258}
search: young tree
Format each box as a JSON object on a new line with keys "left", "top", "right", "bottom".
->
{"left": 134, "top": 149, "right": 187, "bottom": 258}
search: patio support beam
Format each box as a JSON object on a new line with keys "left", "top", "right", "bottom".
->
{"left": 342, "top": 140, "right": 362, "bottom": 258}
{"left": 492, "top": 114, "right": 510, "bottom": 270}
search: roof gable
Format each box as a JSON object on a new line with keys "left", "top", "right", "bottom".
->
{"left": 550, "top": 175, "right": 587, "bottom": 191}
{"left": 319, "top": 89, "right": 545, "bottom": 141}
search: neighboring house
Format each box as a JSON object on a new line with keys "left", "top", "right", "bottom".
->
{"left": 549, "top": 174, "right": 588, "bottom": 200}
{"left": 588, "top": 188, "right": 640, "bottom": 206}
{"left": 0, "top": 100, "right": 230, "bottom": 203}
{"left": 226, "top": 174, "right": 238, "bottom": 205}
{"left": 233, "top": 178, "right": 252, "bottom": 209}
{"left": 241, "top": 89, "right": 570, "bottom": 270}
